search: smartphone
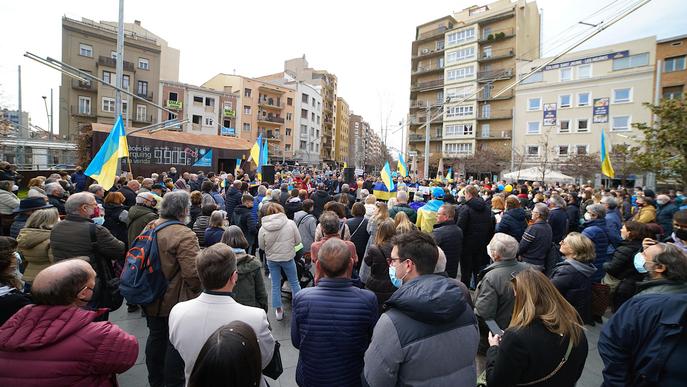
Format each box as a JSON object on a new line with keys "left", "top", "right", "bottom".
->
{"left": 485, "top": 320, "right": 504, "bottom": 336}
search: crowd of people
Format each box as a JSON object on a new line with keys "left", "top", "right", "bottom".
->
{"left": 0, "top": 161, "right": 685, "bottom": 387}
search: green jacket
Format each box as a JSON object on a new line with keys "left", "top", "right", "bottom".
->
{"left": 234, "top": 251, "right": 268, "bottom": 313}
{"left": 126, "top": 205, "right": 158, "bottom": 246}
{"left": 389, "top": 204, "right": 417, "bottom": 224}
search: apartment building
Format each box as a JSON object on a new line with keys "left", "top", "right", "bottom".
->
{"left": 407, "top": 0, "right": 540, "bottom": 177}
{"left": 158, "top": 81, "right": 238, "bottom": 136}
{"left": 656, "top": 34, "right": 687, "bottom": 100}
{"left": 284, "top": 57, "right": 338, "bottom": 164}
{"left": 365, "top": 128, "right": 383, "bottom": 172}
{"left": 335, "top": 97, "right": 350, "bottom": 165}
{"left": 513, "top": 36, "right": 656, "bottom": 184}
{"left": 59, "top": 17, "right": 179, "bottom": 140}
{"left": 349, "top": 114, "right": 369, "bottom": 169}
{"left": 202, "top": 74, "right": 296, "bottom": 162}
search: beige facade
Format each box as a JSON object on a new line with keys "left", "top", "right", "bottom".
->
{"left": 59, "top": 17, "right": 179, "bottom": 140}
{"left": 349, "top": 114, "right": 368, "bottom": 169}
{"left": 656, "top": 34, "right": 687, "bottom": 101}
{"left": 513, "top": 37, "right": 656, "bottom": 180}
{"left": 335, "top": 97, "right": 350, "bottom": 165}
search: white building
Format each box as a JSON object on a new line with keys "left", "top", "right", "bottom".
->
{"left": 291, "top": 81, "right": 322, "bottom": 165}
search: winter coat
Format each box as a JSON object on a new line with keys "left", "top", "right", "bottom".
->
{"left": 363, "top": 274, "right": 479, "bottom": 387}
{"left": 189, "top": 205, "right": 201, "bottom": 228}
{"left": 203, "top": 226, "right": 225, "bottom": 247}
{"left": 0, "top": 305, "right": 138, "bottom": 387}
{"left": 347, "top": 216, "right": 370, "bottom": 264}
{"left": 209, "top": 191, "right": 225, "bottom": 211}
{"left": 47, "top": 195, "right": 66, "bottom": 215}
{"left": 333, "top": 192, "right": 356, "bottom": 209}
{"left": 292, "top": 278, "right": 378, "bottom": 387}
{"left": 475, "top": 259, "right": 528, "bottom": 330}
{"left": 581, "top": 218, "right": 612, "bottom": 282}
{"left": 599, "top": 292, "right": 687, "bottom": 387}
{"left": 518, "top": 220, "right": 553, "bottom": 266}
{"left": 0, "top": 285, "right": 31, "bottom": 326}
{"left": 233, "top": 251, "right": 268, "bottom": 312}
{"left": 103, "top": 204, "right": 128, "bottom": 247}
{"left": 0, "top": 189, "right": 19, "bottom": 215}
{"left": 550, "top": 259, "right": 597, "bottom": 324}
{"left": 432, "top": 220, "right": 463, "bottom": 278}
{"left": 284, "top": 197, "right": 303, "bottom": 220}
{"left": 389, "top": 203, "right": 417, "bottom": 224}
{"left": 126, "top": 205, "right": 158, "bottom": 246}
{"left": 605, "top": 209, "right": 623, "bottom": 247}
{"left": 192, "top": 215, "right": 210, "bottom": 247}
{"left": 224, "top": 187, "right": 243, "bottom": 220}
{"left": 657, "top": 202, "right": 678, "bottom": 236}
{"left": 294, "top": 211, "right": 317, "bottom": 253}
{"left": 548, "top": 207, "right": 569, "bottom": 244}
{"left": 232, "top": 205, "right": 258, "bottom": 248}
{"left": 279, "top": 189, "right": 290, "bottom": 206}
{"left": 495, "top": 207, "right": 527, "bottom": 241}
{"left": 258, "top": 212, "right": 301, "bottom": 262}
{"left": 486, "top": 319, "right": 588, "bottom": 387}
{"left": 71, "top": 171, "right": 88, "bottom": 192}
{"left": 457, "top": 197, "right": 494, "bottom": 262}
{"left": 603, "top": 239, "right": 643, "bottom": 310}
{"left": 311, "top": 189, "right": 332, "bottom": 219}
{"left": 636, "top": 278, "right": 687, "bottom": 296}
{"left": 117, "top": 186, "right": 137, "bottom": 208}
{"left": 566, "top": 203, "right": 580, "bottom": 233}
{"left": 9, "top": 213, "right": 28, "bottom": 239}
{"left": 633, "top": 204, "right": 656, "bottom": 223}
{"left": 363, "top": 242, "right": 396, "bottom": 311}
{"left": 16, "top": 228, "right": 53, "bottom": 283}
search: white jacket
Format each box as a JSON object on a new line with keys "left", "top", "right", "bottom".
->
{"left": 0, "top": 190, "right": 19, "bottom": 215}
{"left": 258, "top": 212, "right": 301, "bottom": 262}
{"left": 169, "top": 292, "right": 275, "bottom": 386}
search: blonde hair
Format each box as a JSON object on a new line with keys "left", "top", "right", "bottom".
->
{"left": 394, "top": 211, "right": 415, "bottom": 234}
{"left": 491, "top": 195, "right": 505, "bottom": 211}
{"left": 510, "top": 269, "right": 584, "bottom": 346}
{"left": 209, "top": 210, "right": 226, "bottom": 228}
{"left": 264, "top": 202, "right": 285, "bottom": 216}
{"left": 372, "top": 202, "right": 389, "bottom": 224}
{"left": 25, "top": 208, "right": 60, "bottom": 230}
{"left": 562, "top": 232, "right": 596, "bottom": 263}
{"left": 374, "top": 219, "right": 396, "bottom": 246}
{"left": 364, "top": 194, "right": 377, "bottom": 205}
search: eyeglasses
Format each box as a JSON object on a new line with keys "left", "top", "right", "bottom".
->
{"left": 387, "top": 256, "right": 409, "bottom": 266}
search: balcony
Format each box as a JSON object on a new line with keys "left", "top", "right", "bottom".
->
{"left": 476, "top": 89, "right": 514, "bottom": 102}
{"left": 477, "top": 109, "right": 513, "bottom": 120}
{"left": 133, "top": 114, "right": 153, "bottom": 124}
{"left": 264, "top": 133, "right": 282, "bottom": 141}
{"left": 478, "top": 48, "right": 515, "bottom": 63}
{"left": 415, "top": 26, "right": 449, "bottom": 42}
{"left": 136, "top": 91, "right": 153, "bottom": 101}
{"left": 477, "top": 68, "right": 514, "bottom": 83}
{"left": 70, "top": 106, "right": 96, "bottom": 118}
{"left": 479, "top": 130, "right": 512, "bottom": 140}
{"left": 412, "top": 46, "right": 445, "bottom": 60}
{"left": 443, "top": 151, "right": 474, "bottom": 158}
{"left": 257, "top": 115, "right": 285, "bottom": 124}
{"left": 258, "top": 99, "right": 283, "bottom": 110}
{"left": 71, "top": 79, "right": 96, "bottom": 92}
{"left": 97, "top": 56, "right": 135, "bottom": 72}
{"left": 409, "top": 133, "right": 443, "bottom": 142}
{"left": 410, "top": 79, "right": 444, "bottom": 92}
{"left": 477, "top": 27, "right": 515, "bottom": 43}
{"left": 166, "top": 100, "right": 183, "bottom": 110}
{"left": 412, "top": 64, "right": 445, "bottom": 76}
{"left": 409, "top": 114, "right": 443, "bottom": 125}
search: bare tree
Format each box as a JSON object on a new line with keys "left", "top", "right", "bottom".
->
{"left": 560, "top": 152, "right": 600, "bottom": 184}
{"left": 536, "top": 129, "right": 556, "bottom": 183}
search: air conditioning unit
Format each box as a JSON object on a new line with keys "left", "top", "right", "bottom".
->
{"left": 421, "top": 48, "right": 430, "bottom": 54}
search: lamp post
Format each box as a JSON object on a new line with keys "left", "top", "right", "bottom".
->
{"left": 41, "top": 90, "right": 53, "bottom": 141}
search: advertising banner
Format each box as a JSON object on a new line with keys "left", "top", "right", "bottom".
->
{"left": 593, "top": 98, "right": 610, "bottom": 123}
{"left": 543, "top": 103, "right": 557, "bottom": 126}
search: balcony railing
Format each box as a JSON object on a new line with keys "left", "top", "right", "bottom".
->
{"left": 478, "top": 48, "right": 515, "bottom": 62}
{"left": 258, "top": 100, "right": 283, "bottom": 109}
{"left": 97, "top": 56, "right": 135, "bottom": 72}
{"left": 411, "top": 79, "right": 444, "bottom": 91}
{"left": 412, "top": 46, "right": 445, "bottom": 59}
{"left": 408, "top": 133, "right": 442, "bottom": 142}
{"left": 71, "top": 79, "right": 96, "bottom": 91}
{"left": 443, "top": 151, "right": 474, "bottom": 158}
{"left": 477, "top": 68, "right": 514, "bottom": 82}
{"left": 70, "top": 106, "right": 96, "bottom": 118}
{"left": 412, "top": 64, "right": 445, "bottom": 75}
{"left": 477, "top": 109, "right": 513, "bottom": 120}
{"left": 136, "top": 91, "right": 153, "bottom": 101}
{"left": 416, "top": 25, "right": 449, "bottom": 41}
{"left": 476, "top": 89, "right": 513, "bottom": 101}
{"left": 479, "top": 132, "right": 512, "bottom": 140}
{"left": 409, "top": 114, "right": 443, "bottom": 125}
{"left": 478, "top": 28, "right": 515, "bottom": 43}
{"left": 257, "top": 115, "right": 285, "bottom": 124}
{"left": 409, "top": 99, "right": 444, "bottom": 109}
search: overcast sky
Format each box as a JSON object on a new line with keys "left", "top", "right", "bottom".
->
{"left": 1, "top": 0, "right": 684, "bottom": 153}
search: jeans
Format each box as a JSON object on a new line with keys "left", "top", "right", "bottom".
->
{"left": 146, "top": 316, "right": 186, "bottom": 387}
{"left": 267, "top": 259, "right": 301, "bottom": 309}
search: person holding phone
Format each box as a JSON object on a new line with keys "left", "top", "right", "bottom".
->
{"left": 485, "top": 269, "right": 588, "bottom": 387}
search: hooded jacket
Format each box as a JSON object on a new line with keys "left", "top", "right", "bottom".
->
{"left": 295, "top": 210, "right": 317, "bottom": 253}
{"left": 16, "top": 228, "right": 53, "bottom": 282}
{"left": 550, "top": 259, "right": 597, "bottom": 324}
{"left": 233, "top": 250, "right": 268, "bottom": 312}
{"left": 363, "top": 274, "right": 479, "bottom": 387}
{"left": 224, "top": 186, "right": 243, "bottom": 220}
{"left": 0, "top": 305, "right": 138, "bottom": 387}
{"left": 457, "top": 197, "right": 494, "bottom": 255}
{"left": 581, "top": 218, "right": 612, "bottom": 282}
{"left": 311, "top": 189, "right": 332, "bottom": 219}
{"left": 126, "top": 204, "right": 158, "bottom": 246}
{"left": 495, "top": 207, "right": 527, "bottom": 241}
{"left": 232, "top": 204, "right": 258, "bottom": 247}
{"left": 258, "top": 212, "right": 301, "bottom": 262}
{"left": 284, "top": 197, "right": 303, "bottom": 220}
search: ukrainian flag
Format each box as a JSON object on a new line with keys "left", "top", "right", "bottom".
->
{"left": 397, "top": 153, "right": 408, "bottom": 177}
{"left": 381, "top": 161, "right": 395, "bottom": 191}
{"left": 85, "top": 116, "right": 128, "bottom": 191}
{"left": 446, "top": 167, "right": 453, "bottom": 181}
{"left": 373, "top": 181, "right": 397, "bottom": 201}
{"left": 249, "top": 134, "right": 262, "bottom": 167}
{"left": 601, "top": 130, "right": 615, "bottom": 178}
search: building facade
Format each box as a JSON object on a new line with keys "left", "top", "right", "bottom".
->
{"left": 407, "top": 0, "right": 540, "bottom": 178}
{"left": 59, "top": 17, "right": 179, "bottom": 140}
{"left": 349, "top": 114, "right": 368, "bottom": 169}
{"left": 513, "top": 36, "right": 656, "bottom": 184}
{"left": 335, "top": 97, "right": 350, "bottom": 165}
{"left": 656, "top": 34, "right": 687, "bottom": 101}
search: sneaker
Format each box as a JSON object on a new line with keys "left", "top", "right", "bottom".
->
{"left": 275, "top": 308, "right": 284, "bottom": 321}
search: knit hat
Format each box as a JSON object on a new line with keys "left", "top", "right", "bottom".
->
{"left": 432, "top": 187, "right": 445, "bottom": 199}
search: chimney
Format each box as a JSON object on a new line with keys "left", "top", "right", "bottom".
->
{"left": 134, "top": 20, "right": 141, "bottom": 26}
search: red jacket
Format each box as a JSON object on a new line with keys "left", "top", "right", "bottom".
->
{"left": 0, "top": 305, "right": 138, "bottom": 387}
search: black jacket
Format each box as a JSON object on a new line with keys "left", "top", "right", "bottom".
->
{"left": 548, "top": 207, "right": 569, "bottom": 244}
{"left": 363, "top": 242, "right": 396, "bottom": 312}
{"left": 117, "top": 186, "right": 137, "bottom": 208}
{"left": 333, "top": 192, "right": 356, "bottom": 209}
{"left": 432, "top": 221, "right": 463, "bottom": 278}
{"left": 566, "top": 204, "right": 580, "bottom": 233}
{"left": 103, "top": 204, "right": 128, "bottom": 248}
{"left": 47, "top": 195, "right": 66, "bottom": 215}
{"left": 232, "top": 205, "right": 257, "bottom": 247}
{"left": 311, "top": 190, "right": 332, "bottom": 220}
{"left": 284, "top": 198, "right": 303, "bottom": 220}
{"left": 495, "top": 208, "right": 527, "bottom": 241}
{"left": 486, "top": 319, "right": 588, "bottom": 387}
{"left": 224, "top": 187, "right": 243, "bottom": 221}
{"left": 603, "top": 239, "right": 644, "bottom": 311}
{"left": 457, "top": 197, "right": 494, "bottom": 253}
{"left": 518, "top": 221, "right": 553, "bottom": 266}
{"left": 347, "top": 217, "right": 369, "bottom": 267}
{"left": 189, "top": 205, "right": 201, "bottom": 228}
{"left": 279, "top": 189, "right": 290, "bottom": 206}
{"left": 550, "top": 259, "right": 597, "bottom": 324}
{"left": 0, "top": 287, "right": 31, "bottom": 326}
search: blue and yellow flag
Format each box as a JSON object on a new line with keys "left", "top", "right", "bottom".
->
{"left": 446, "top": 167, "right": 453, "bottom": 181}
{"left": 261, "top": 139, "right": 269, "bottom": 167}
{"left": 601, "top": 130, "right": 615, "bottom": 178}
{"left": 249, "top": 134, "right": 262, "bottom": 167}
{"left": 381, "top": 161, "right": 395, "bottom": 192}
{"left": 397, "top": 153, "right": 408, "bottom": 177}
{"left": 85, "top": 115, "right": 128, "bottom": 191}
{"left": 373, "top": 181, "right": 397, "bottom": 201}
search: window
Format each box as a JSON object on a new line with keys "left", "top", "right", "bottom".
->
{"left": 446, "top": 65, "right": 474, "bottom": 81}
{"left": 312, "top": 98, "right": 315, "bottom": 107}
{"left": 301, "top": 109, "right": 308, "bottom": 119}
{"left": 557, "top": 145, "right": 569, "bottom": 156}
{"left": 527, "top": 97, "right": 542, "bottom": 111}
{"left": 137, "top": 81, "right": 148, "bottom": 96}
{"left": 577, "top": 92, "right": 590, "bottom": 107}
{"left": 287, "top": 97, "right": 293, "bottom": 106}
{"left": 111, "top": 51, "right": 117, "bottom": 59}
{"left": 78, "top": 96, "right": 91, "bottom": 114}
{"left": 192, "top": 115, "right": 202, "bottom": 125}
{"left": 317, "top": 115, "right": 320, "bottom": 124}
{"left": 444, "top": 143, "right": 473, "bottom": 155}
{"left": 122, "top": 101, "right": 128, "bottom": 115}
{"left": 663, "top": 85, "right": 684, "bottom": 100}
{"left": 613, "top": 88, "right": 632, "bottom": 103}
{"left": 244, "top": 88, "right": 252, "bottom": 97}
{"left": 286, "top": 128, "right": 291, "bottom": 136}
{"left": 612, "top": 53, "right": 650, "bottom": 70}
{"left": 285, "top": 144, "right": 291, "bottom": 152}
{"left": 300, "top": 140, "right": 307, "bottom": 149}
{"left": 193, "top": 96, "right": 203, "bottom": 103}
{"left": 102, "top": 97, "right": 115, "bottom": 113}
{"left": 577, "top": 119, "right": 589, "bottom": 133}
{"left": 103, "top": 71, "right": 113, "bottom": 85}
{"left": 611, "top": 115, "right": 630, "bottom": 131}
{"left": 445, "top": 105, "right": 474, "bottom": 118}
{"left": 559, "top": 94, "right": 572, "bottom": 108}
{"left": 481, "top": 124, "right": 490, "bottom": 138}
{"left": 446, "top": 28, "right": 475, "bottom": 45}
{"left": 302, "top": 93, "right": 309, "bottom": 104}
{"left": 136, "top": 105, "right": 146, "bottom": 121}
{"left": 560, "top": 68, "right": 573, "bottom": 82}
{"left": 527, "top": 121, "right": 540, "bottom": 134}
{"left": 138, "top": 58, "right": 149, "bottom": 70}
{"left": 445, "top": 124, "right": 473, "bottom": 136}
{"left": 559, "top": 120, "right": 570, "bottom": 133}
{"left": 526, "top": 145, "right": 540, "bottom": 157}
{"left": 243, "top": 105, "right": 251, "bottom": 115}
{"left": 577, "top": 64, "right": 592, "bottom": 79}
{"left": 122, "top": 75, "right": 130, "bottom": 91}
{"left": 79, "top": 44, "right": 93, "bottom": 57}
{"left": 205, "top": 117, "right": 213, "bottom": 126}
{"left": 576, "top": 145, "right": 589, "bottom": 155}
{"left": 664, "top": 56, "right": 686, "bottom": 72}
{"left": 521, "top": 71, "right": 543, "bottom": 84}
{"left": 168, "top": 112, "right": 177, "bottom": 121}
{"left": 286, "top": 112, "right": 292, "bottom": 121}
{"left": 168, "top": 92, "right": 178, "bottom": 101}
{"left": 311, "top": 112, "right": 315, "bottom": 121}
{"left": 446, "top": 86, "right": 473, "bottom": 99}
{"left": 242, "top": 123, "right": 251, "bottom": 131}
{"left": 446, "top": 46, "right": 475, "bottom": 63}
{"left": 205, "top": 97, "right": 215, "bottom": 107}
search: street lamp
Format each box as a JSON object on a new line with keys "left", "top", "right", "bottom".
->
{"left": 41, "top": 89, "right": 53, "bottom": 141}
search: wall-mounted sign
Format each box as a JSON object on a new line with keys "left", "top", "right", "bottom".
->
{"left": 593, "top": 98, "right": 610, "bottom": 123}
{"left": 221, "top": 127, "right": 236, "bottom": 136}
{"left": 543, "top": 103, "right": 557, "bottom": 126}
{"left": 166, "top": 100, "right": 183, "bottom": 110}
{"left": 544, "top": 50, "right": 629, "bottom": 71}
{"left": 223, "top": 109, "right": 235, "bottom": 117}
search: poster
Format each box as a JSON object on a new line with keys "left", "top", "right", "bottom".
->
{"left": 543, "top": 103, "right": 557, "bottom": 126}
{"left": 221, "top": 127, "right": 236, "bottom": 136}
{"left": 593, "top": 98, "right": 609, "bottom": 123}
{"left": 192, "top": 149, "right": 213, "bottom": 167}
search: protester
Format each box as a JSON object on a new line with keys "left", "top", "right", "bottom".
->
{"left": 457, "top": 185, "right": 494, "bottom": 288}
{"left": 27, "top": 177, "right": 47, "bottom": 198}
{"left": 311, "top": 211, "right": 358, "bottom": 283}
{"left": 0, "top": 259, "right": 138, "bottom": 385}
{"left": 551, "top": 232, "right": 597, "bottom": 325}
{"left": 16, "top": 207, "right": 59, "bottom": 290}
{"left": 518, "top": 203, "right": 553, "bottom": 270}
{"left": 495, "top": 195, "right": 527, "bottom": 241}
{"left": 10, "top": 197, "right": 54, "bottom": 239}
{"left": 225, "top": 180, "right": 244, "bottom": 220}
{"left": 88, "top": 183, "right": 106, "bottom": 205}
{"left": 315, "top": 201, "right": 351, "bottom": 241}
{"left": 310, "top": 183, "right": 331, "bottom": 219}
{"left": 221, "top": 226, "right": 268, "bottom": 312}
{"left": 602, "top": 221, "right": 647, "bottom": 310}
{"left": 44, "top": 182, "right": 66, "bottom": 215}
{"left": 231, "top": 194, "right": 257, "bottom": 250}
{"left": 388, "top": 190, "right": 417, "bottom": 223}
{"left": 284, "top": 188, "right": 303, "bottom": 219}
{"left": 430, "top": 203, "right": 463, "bottom": 279}
{"left": 363, "top": 231, "right": 479, "bottom": 386}
{"left": 294, "top": 199, "right": 317, "bottom": 261}
{"left": 362, "top": 219, "right": 396, "bottom": 310}
{"left": 634, "top": 242, "right": 687, "bottom": 295}
{"left": 415, "top": 187, "right": 444, "bottom": 232}
{"left": 601, "top": 196, "right": 623, "bottom": 246}
{"left": 118, "top": 180, "right": 140, "bottom": 208}
{"left": 366, "top": 201, "right": 389, "bottom": 250}
{"left": 169, "top": 243, "right": 274, "bottom": 386}
{"left": 393, "top": 210, "right": 416, "bottom": 234}
{"left": 0, "top": 236, "right": 30, "bottom": 325}
{"left": 656, "top": 194, "right": 678, "bottom": 237}
{"left": 564, "top": 193, "right": 581, "bottom": 233}
{"left": 202, "top": 180, "right": 225, "bottom": 211}
{"left": 292, "top": 238, "right": 378, "bottom": 387}
{"left": 548, "top": 195, "right": 568, "bottom": 244}
{"left": 189, "top": 191, "right": 202, "bottom": 227}
{"left": 193, "top": 203, "right": 217, "bottom": 247}
{"left": 581, "top": 203, "right": 612, "bottom": 283}
{"left": 632, "top": 195, "right": 656, "bottom": 223}
{"left": 126, "top": 192, "right": 159, "bottom": 246}
{"left": 346, "top": 201, "right": 370, "bottom": 271}
{"left": 102, "top": 191, "right": 129, "bottom": 247}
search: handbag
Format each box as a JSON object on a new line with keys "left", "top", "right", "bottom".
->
{"left": 89, "top": 224, "right": 124, "bottom": 311}
{"left": 263, "top": 340, "right": 283, "bottom": 380}
{"left": 591, "top": 282, "right": 611, "bottom": 317}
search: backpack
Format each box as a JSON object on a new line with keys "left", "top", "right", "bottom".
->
{"left": 119, "top": 220, "right": 183, "bottom": 305}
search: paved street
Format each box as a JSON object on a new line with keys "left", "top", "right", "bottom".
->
{"left": 114, "top": 278, "right": 605, "bottom": 387}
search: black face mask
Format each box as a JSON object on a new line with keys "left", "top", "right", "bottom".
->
{"left": 675, "top": 227, "right": 687, "bottom": 242}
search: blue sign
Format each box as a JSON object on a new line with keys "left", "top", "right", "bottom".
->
{"left": 221, "top": 127, "right": 236, "bottom": 136}
{"left": 544, "top": 50, "right": 629, "bottom": 71}
{"left": 192, "top": 149, "right": 213, "bottom": 167}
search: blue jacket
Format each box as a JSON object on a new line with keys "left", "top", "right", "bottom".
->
{"left": 71, "top": 171, "right": 88, "bottom": 192}
{"left": 582, "top": 218, "right": 611, "bottom": 282}
{"left": 291, "top": 278, "right": 378, "bottom": 387}
{"left": 209, "top": 191, "right": 225, "bottom": 211}
{"left": 548, "top": 207, "right": 568, "bottom": 244}
{"left": 656, "top": 202, "right": 678, "bottom": 236}
{"left": 605, "top": 209, "right": 623, "bottom": 247}
{"left": 224, "top": 187, "right": 243, "bottom": 221}
{"left": 203, "top": 227, "right": 224, "bottom": 247}
{"left": 599, "top": 292, "right": 687, "bottom": 387}
{"left": 496, "top": 208, "right": 527, "bottom": 241}
{"left": 518, "top": 221, "right": 552, "bottom": 266}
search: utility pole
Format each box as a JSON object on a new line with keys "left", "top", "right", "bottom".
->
{"left": 17, "top": 65, "right": 25, "bottom": 166}
{"left": 423, "top": 105, "right": 430, "bottom": 179}
{"left": 114, "top": 0, "right": 124, "bottom": 122}
{"left": 50, "top": 88, "right": 54, "bottom": 140}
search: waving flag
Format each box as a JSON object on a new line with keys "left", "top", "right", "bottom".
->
{"left": 261, "top": 139, "right": 269, "bottom": 167}
{"left": 446, "top": 167, "right": 453, "bottom": 181}
{"left": 249, "top": 134, "right": 262, "bottom": 167}
{"left": 601, "top": 130, "right": 615, "bottom": 178}
{"left": 85, "top": 115, "right": 128, "bottom": 191}
{"left": 381, "top": 161, "right": 395, "bottom": 192}
{"left": 397, "top": 153, "right": 408, "bottom": 177}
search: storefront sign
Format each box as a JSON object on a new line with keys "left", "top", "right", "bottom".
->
{"left": 544, "top": 50, "right": 629, "bottom": 71}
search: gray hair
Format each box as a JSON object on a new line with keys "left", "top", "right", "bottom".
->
{"left": 25, "top": 207, "right": 60, "bottom": 229}
{"left": 160, "top": 190, "right": 190, "bottom": 220}
{"left": 549, "top": 195, "right": 566, "bottom": 209}
{"left": 64, "top": 192, "right": 95, "bottom": 215}
{"left": 654, "top": 243, "right": 687, "bottom": 281}
{"left": 319, "top": 211, "right": 340, "bottom": 235}
{"left": 586, "top": 203, "right": 607, "bottom": 218}
{"left": 88, "top": 184, "right": 103, "bottom": 194}
{"left": 270, "top": 189, "right": 280, "bottom": 201}
{"left": 141, "top": 178, "right": 154, "bottom": 187}
{"left": 488, "top": 233, "right": 519, "bottom": 260}
{"left": 341, "top": 183, "right": 350, "bottom": 192}
{"left": 45, "top": 182, "right": 63, "bottom": 195}
{"left": 534, "top": 203, "right": 549, "bottom": 220}
{"left": 258, "top": 185, "right": 267, "bottom": 196}
{"left": 600, "top": 195, "right": 617, "bottom": 209}
{"left": 397, "top": 191, "right": 408, "bottom": 203}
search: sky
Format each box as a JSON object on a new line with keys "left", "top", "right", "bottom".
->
{"left": 1, "top": 0, "right": 685, "bottom": 154}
